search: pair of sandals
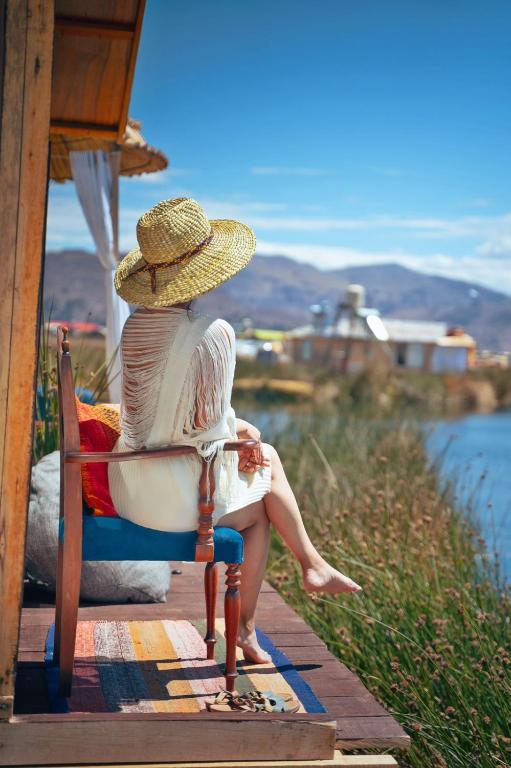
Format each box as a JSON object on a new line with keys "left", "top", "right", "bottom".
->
{"left": 206, "top": 689, "right": 300, "bottom": 713}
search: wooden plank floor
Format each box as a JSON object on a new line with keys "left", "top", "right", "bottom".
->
{"left": 15, "top": 564, "right": 409, "bottom": 751}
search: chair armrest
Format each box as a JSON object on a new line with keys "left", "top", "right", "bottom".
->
{"left": 223, "top": 439, "right": 258, "bottom": 452}
{"left": 64, "top": 446, "right": 197, "bottom": 463}
{"left": 64, "top": 439, "right": 258, "bottom": 464}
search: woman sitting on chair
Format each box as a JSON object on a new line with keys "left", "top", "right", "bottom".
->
{"left": 110, "top": 197, "right": 362, "bottom": 665}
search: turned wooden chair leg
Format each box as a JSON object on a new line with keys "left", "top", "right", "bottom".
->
{"left": 204, "top": 562, "right": 218, "bottom": 660}
{"left": 224, "top": 563, "right": 241, "bottom": 692}
{"left": 57, "top": 545, "right": 82, "bottom": 697}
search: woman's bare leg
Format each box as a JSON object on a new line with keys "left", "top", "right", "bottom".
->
{"left": 216, "top": 444, "right": 361, "bottom": 663}
{"left": 216, "top": 500, "right": 272, "bottom": 664}
{"left": 263, "top": 444, "right": 361, "bottom": 594}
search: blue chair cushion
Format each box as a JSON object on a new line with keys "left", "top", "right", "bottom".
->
{"left": 59, "top": 516, "right": 244, "bottom": 564}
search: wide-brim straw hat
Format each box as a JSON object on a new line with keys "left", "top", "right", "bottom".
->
{"left": 114, "top": 197, "right": 256, "bottom": 306}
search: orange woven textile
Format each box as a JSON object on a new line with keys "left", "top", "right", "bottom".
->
{"left": 75, "top": 398, "right": 120, "bottom": 517}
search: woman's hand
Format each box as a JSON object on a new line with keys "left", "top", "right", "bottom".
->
{"left": 235, "top": 418, "right": 268, "bottom": 473}
{"left": 238, "top": 441, "right": 270, "bottom": 474}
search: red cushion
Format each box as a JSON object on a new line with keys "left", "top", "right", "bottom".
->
{"left": 75, "top": 398, "right": 120, "bottom": 517}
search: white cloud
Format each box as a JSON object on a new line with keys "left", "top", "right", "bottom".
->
{"left": 168, "top": 168, "right": 198, "bottom": 177}
{"left": 477, "top": 234, "right": 511, "bottom": 258}
{"left": 174, "top": 198, "right": 511, "bottom": 240}
{"left": 202, "top": 199, "right": 289, "bottom": 217}
{"left": 250, "top": 166, "right": 330, "bottom": 176}
{"left": 129, "top": 168, "right": 197, "bottom": 184}
{"left": 46, "top": 189, "right": 94, "bottom": 249}
{"left": 371, "top": 166, "right": 404, "bottom": 177}
{"left": 301, "top": 203, "right": 325, "bottom": 211}
{"left": 208, "top": 211, "right": 511, "bottom": 239}
{"left": 255, "top": 239, "right": 511, "bottom": 296}
{"left": 46, "top": 187, "right": 511, "bottom": 295}
{"left": 220, "top": 208, "right": 511, "bottom": 248}
{"left": 468, "top": 197, "right": 493, "bottom": 209}
{"left": 46, "top": 192, "right": 292, "bottom": 251}
{"left": 50, "top": 185, "right": 511, "bottom": 243}
{"left": 47, "top": 188, "right": 141, "bottom": 252}
{"left": 127, "top": 170, "right": 170, "bottom": 185}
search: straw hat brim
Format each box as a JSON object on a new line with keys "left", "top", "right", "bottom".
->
{"left": 114, "top": 219, "right": 256, "bottom": 306}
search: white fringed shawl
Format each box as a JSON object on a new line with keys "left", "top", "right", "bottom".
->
{"left": 108, "top": 307, "right": 271, "bottom": 532}
{"left": 119, "top": 307, "right": 235, "bottom": 456}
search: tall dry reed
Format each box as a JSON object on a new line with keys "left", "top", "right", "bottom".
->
{"left": 266, "top": 413, "right": 510, "bottom": 767}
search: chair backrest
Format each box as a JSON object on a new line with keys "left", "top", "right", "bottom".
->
{"left": 56, "top": 327, "right": 86, "bottom": 559}
{"left": 56, "top": 326, "right": 80, "bottom": 456}
{"left": 56, "top": 325, "right": 216, "bottom": 562}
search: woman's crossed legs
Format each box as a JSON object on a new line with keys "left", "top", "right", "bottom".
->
{"left": 215, "top": 444, "right": 361, "bottom": 664}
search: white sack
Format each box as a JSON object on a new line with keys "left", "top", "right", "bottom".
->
{"left": 26, "top": 452, "right": 171, "bottom": 603}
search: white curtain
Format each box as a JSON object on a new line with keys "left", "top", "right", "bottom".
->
{"left": 69, "top": 150, "right": 129, "bottom": 402}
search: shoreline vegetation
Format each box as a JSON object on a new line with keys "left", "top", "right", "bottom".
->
{"left": 254, "top": 412, "right": 510, "bottom": 768}
{"left": 35, "top": 335, "right": 511, "bottom": 765}
{"left": 234, "top": 358, "right": 511, "bottom": 417}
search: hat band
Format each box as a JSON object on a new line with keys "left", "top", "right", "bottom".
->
{"left": 133, "top": 231, "right": 214, "bottom": 293}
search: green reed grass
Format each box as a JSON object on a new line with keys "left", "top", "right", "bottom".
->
{"left": 33, "top": 317, "right": 60, "bottom": 462}
{"left": 266, "top": 413, "right": 511, "bottom": 768}
{"left": 33, "top": 328, "right": 112, "bottom": 463}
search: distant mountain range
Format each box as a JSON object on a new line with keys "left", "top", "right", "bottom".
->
{"left": 44, "top": 250, "right": 511, "bottom": 351}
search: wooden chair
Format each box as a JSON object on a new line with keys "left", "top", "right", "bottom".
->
{"left": 53, "top": 326, "right": 254, "bottom": 697}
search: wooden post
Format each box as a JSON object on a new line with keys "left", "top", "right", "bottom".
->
{"left": 0, "top": 0, "right": 54, "bottom": 719}
{"left": 54, "top": 328, "right": 83, "bottom": 695}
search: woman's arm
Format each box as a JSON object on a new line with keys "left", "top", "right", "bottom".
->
{"left": 235, "top": 418, "right": 261, "bottom": 441}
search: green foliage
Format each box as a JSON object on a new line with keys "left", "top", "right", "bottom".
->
{"left": 267, "top": 414, "right": 511, "bottom": 768}
{"left": 33, "top": 321, "right": 59, "bottom": 463}
{"left": 33, "top": 330, "right": 112, "bottom": 464}
{"left": 234, "top": 359, "right": 511, "bottom": 415}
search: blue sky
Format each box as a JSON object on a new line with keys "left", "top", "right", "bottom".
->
{"left": 47, "top": 0, "right": 511, "bottom": 294}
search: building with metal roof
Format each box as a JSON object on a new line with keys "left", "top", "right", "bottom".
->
{"left": 286, "top": 286, "right": 476, "bottom": 373}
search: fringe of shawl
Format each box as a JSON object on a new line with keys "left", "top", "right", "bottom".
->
{"left": 119, "top": 308, "right": 181, "bottom": 450}
{"left": 118, "top": 307, "right": 239, "bottom": 506}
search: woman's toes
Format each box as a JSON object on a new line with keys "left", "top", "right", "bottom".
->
{"left": 303, "top": 562, "right": 362, "bottom": 594}
{"left": 241, "top": 644, "right": 272, "bottom": 664}
{"left": 237, "top": 633, "right": 272, "bottom": 664}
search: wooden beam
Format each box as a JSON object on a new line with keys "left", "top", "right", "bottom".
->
{"left": 55, "top": 16, "right": 135, "bottom": 40}
{"left": 49, "top": 119, "right": 119, "bottom": 139}
{"left": 337, "top": 760, "right": 398, "bottom": 767}
{"left": 117, "top": 0, "right": 146, "bottom": 141}
{"left": 0, "top": 0, "right": 54, "bottom": 720}
{"left": 12, "top": 750, "right": 399, "bottom": 768}
{"left": 0, "top": 714, "right": 336, "bottom": 765}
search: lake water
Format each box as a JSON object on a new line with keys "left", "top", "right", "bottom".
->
{"left": 426, "top": 411, "right": 511, "bottom": 582}
{"left": 242, "top": 405, "right": 511, "bottom": 582}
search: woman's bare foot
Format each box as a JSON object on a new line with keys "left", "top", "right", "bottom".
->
{"left": 237, "top": 627, "right": 272, "bottom": 664}
{"left": 303, "top": 558, "right": 362, "bottom": 594}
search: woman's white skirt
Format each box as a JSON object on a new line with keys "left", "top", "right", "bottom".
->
{"left": 109, "top": 439, "right": 272, "bottom": 532}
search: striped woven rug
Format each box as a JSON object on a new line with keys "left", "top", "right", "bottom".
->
{"left": 45, "top": 619, "right": 325, "bottom": 714}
